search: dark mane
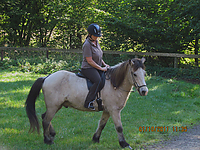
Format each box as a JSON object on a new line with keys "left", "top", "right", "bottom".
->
{"left": 106, "top": 58, "right": 145, "bottom": 88}
{"left": 106, "top": 60, "right": 129, "bottom": 89}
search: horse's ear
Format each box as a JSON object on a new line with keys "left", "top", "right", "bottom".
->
{"left": 141, "top": 57, "right": 146, "bottom": 63}
{"left": 129, "top": 59, "right": 134, "bottom": 65}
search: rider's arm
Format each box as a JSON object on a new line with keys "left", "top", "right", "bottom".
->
{"left": 86, "top": 57, "right": 107, "bottom": 71}
{"left": 102, "top": 60, "right": 110, "bottom": 68}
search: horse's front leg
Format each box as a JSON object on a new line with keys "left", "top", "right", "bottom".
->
{"left": 92, "top": 111, "right": 110, "bottom": 143}
{"left": 111, "top": 110, "right": 132, "bottom": 149}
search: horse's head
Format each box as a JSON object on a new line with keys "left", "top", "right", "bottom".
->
{"left": 128, "top": 58, "right": 148, "bottom": 96}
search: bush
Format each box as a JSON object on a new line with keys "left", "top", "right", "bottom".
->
{"left": 146, "top": 66, "right": 200, "bottom": 80}
{"left": 0, "top": 55, "right": 81, "bottom": 74}
{"left": 16, "top": 58, "right": 81, "bottom": 74}
{"left": 0, "top": 53, "right": 199, "bottom": 82}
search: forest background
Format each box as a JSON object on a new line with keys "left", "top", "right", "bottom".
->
{"left": 0, "top": 0, "right": 199, "bottom": 67}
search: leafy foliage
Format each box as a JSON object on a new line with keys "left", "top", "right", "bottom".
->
{"left": 146, "top": 66, "right": 200, "bottom": 81}
{"left": 97, "top": 0, "right": 200, "bottom": 54}
{"left": 0, "top": 52, "right": 199, "bottom": 81}
{"left": 0, "top": 52, "right": 82, "bottom": 74}
{"left": 0, "top": 0, "right": 199, "bottom": 66}
{"left": 0, "top": 0, "right": 92, "bottom": 48}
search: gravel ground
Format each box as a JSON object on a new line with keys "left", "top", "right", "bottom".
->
{"left": 146, "top": 124, "right": 200, "bottom": 150}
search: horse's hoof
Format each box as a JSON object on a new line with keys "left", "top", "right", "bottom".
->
{"left": 92, "top": 133, "right": 100, "bottom": 143}
{"left": 44, "top": 136, "right": 54, "bottom": 145}
{"left": 44, "top": 140, "right": 54, "bottom": 145}
{"left": 119, "top": 140, "right": 129, "bottom": 148}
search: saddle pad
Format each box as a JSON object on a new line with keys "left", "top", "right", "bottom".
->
{"left": 76, "top": 72, "right": 93, "bottom": 90}
{"left": 76, "top": 71, "right": 105, "bottom": 91}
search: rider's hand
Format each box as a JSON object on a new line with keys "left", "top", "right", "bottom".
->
{"left": 101, "top": 67, "right": 107, "bottom": 71}
{"left": 105, "top": 64, "right": 110, "bottom": 68}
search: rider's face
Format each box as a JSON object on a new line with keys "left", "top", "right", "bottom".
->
{"left": 91, "top": 35, "right": 98, "bottom": 41}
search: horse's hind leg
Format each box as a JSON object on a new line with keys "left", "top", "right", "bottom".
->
{"left": 42, "top": 106, "right": 61, "bottom": 145}
{"left": 42, "top": 112, "right": 56, "bottom": 139}
{"left": 92, "top": 111, "right": 110, "bottom": 143}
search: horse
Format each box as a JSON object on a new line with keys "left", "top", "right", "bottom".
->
{"left": 25, "top": 58, "right": 148, "bottom": 149}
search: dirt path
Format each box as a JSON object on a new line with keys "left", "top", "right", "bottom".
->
{"left": 146, "top": 124, "right": 200, "bottom": 150}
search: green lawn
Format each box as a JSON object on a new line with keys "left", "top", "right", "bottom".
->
{"left": 0, "top": 70, "right": 200, "bottom": 150}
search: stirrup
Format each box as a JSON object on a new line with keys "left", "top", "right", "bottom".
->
{"left": 88, "top": 102, "right": 95, "bottom": 110}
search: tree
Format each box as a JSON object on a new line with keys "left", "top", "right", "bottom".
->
{"left": 0, "top": 0, "right": 93, "bottom": 48}
{"left": 0, "top": 0, "right": 51, "bottom": 46}
{"left": 0, "top": 0, "right": 199, "bottom": 67}
{"left": 179, "top": 0, "right": 200, "bottom": 66}
{"left": 95, "top": 0, "right": 199, "bottom": 66}
{"left": 54, "top": 0, "right": 93, "bottom": 49}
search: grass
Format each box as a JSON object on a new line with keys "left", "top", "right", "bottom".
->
{"left": 0, "top": 70, "right": 200, "bottom": 150}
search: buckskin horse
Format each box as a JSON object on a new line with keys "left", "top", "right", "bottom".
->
{"left": 25, "top": 58, "right": 148, "bottom": 149}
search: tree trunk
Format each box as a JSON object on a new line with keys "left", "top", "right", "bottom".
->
{"left": 77, "top": 24, "right": 82, "bottom": 48}
{"left": 194, "top": 38, "right": 199, "bottom": 66}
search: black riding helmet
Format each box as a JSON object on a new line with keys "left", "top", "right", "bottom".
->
{"left": 87, "top": 23, "right": 102, "bottom": 37}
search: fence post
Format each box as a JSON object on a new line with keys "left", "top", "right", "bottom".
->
{"left": 46, "top": 49, "right": 49, "bottom": 59}
{"left": 1, "top": 50, "right": 3, "bottom": 61}
{"left": 174, "top": 57, "right": 177, "bottom": 68}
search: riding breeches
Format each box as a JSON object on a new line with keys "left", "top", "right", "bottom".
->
{"left": 81, "top": 68, "right": 104, "bottom": 106}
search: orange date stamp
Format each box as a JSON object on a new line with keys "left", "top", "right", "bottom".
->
{"left": 139, "top": 126, "right": 169, "bottom": 132}
{"left": 139, "top": 126, "right": 187, "bottom": 132}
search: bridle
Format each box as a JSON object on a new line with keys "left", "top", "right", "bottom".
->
{"left": 114, "top": 68, "right": 147, "bottom": 93}
{"left": 106, "top": 65, "right": 147, "bottom": 93}
{"left": 130, "top": 70, "right": 147, "bottom": 92}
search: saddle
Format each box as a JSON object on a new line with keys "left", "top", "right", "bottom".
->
{"left": 76, "top": 69, "right": 105, "bottom": 111}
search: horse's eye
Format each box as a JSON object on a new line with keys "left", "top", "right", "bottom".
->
{"left": 133, "top": 73, "right": 137, "bottom": 77}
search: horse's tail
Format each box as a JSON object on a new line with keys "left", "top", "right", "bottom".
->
{"left": 25, "top": 77, "right": 46, "bottom": 134}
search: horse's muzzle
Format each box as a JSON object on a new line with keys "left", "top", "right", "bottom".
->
{"left": 139, "top": 87, "right": 148, "bottom": 96}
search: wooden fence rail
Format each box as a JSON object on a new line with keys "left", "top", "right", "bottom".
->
{"left": 0, "top": 47, "right": 199, "bottom": 68}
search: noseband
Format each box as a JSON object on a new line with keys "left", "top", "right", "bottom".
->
{"left": 130, "top": 71, "right": 147, "bottom": 91}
